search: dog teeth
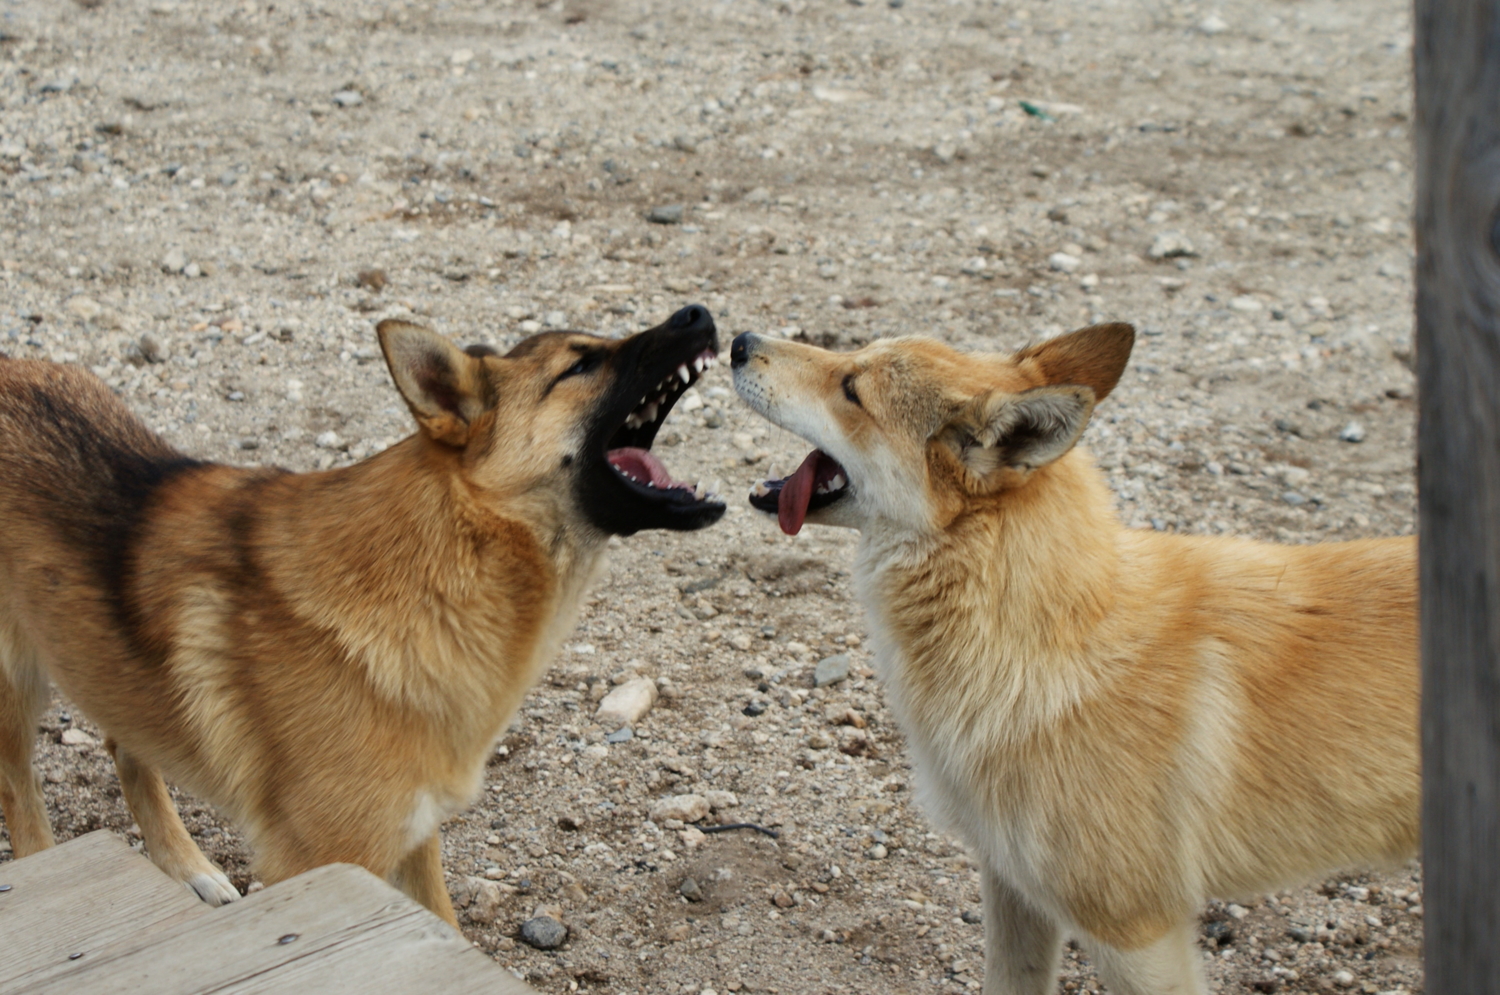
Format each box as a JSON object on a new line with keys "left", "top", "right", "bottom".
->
{"left": 830, "top": 473, "right": 846, "bottom": 490}
{"left": 641, "top": 401, "right": 659, "bottom": 423}
{"left": 751, "top": 481, "right": 770, "bottom": 498}
{"left": 676, "top": 363, "right": 691, "bottom": 384}
{"left": 693, "top": 356, "right": 706, "bottom": 374}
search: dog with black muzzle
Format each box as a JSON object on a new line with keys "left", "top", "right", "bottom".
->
{"left": 0, "top": 305, "right": 723, "bottom": 924}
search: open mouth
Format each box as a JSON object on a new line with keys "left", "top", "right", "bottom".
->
{"left": 574, "top": 303, "right": 727, "bottom": 536}
{"left": 604, "top": 345, "right": 719, "bottom": 502}
{"left": 750, "top": 449, "right": 850, "bottom": 535}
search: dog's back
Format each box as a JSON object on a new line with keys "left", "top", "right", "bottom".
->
{"left": 0, "top": 356, "right": 202, "bottom": 576}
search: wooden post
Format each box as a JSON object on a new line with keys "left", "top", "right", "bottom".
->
{"left": 1415, "top": 0, "right": 1500, "bottom": 989}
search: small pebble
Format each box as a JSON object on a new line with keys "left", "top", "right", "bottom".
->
{"left": 814, "top": 654, "right": 850, "bottom": 688}
{"left": 1148, "top": 232, "right": 1196, "bottom": 259}
{"left": 1339, "top": 421, "right": 1366, "bottom": 443}
{"left": 647, "top": 204, "right": 685, "bottom": 225}
{"left": 649, "top": 793, "right": 710, "bottom": 824}
{"left": 519, "top": 915, "right": 567, "bottom": 950}
{"left": 679, "top": 877, "right": 704, "bottom": 902}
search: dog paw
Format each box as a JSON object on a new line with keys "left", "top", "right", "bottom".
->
{"left": 186, "top": 870, "right": 241, "bottom": 906}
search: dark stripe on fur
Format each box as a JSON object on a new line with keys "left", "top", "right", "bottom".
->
{"left": 0, "top": 382, "right": 202, "bottom": 655}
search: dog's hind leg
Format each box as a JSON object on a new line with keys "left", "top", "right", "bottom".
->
{"left": 106, "top": 739, "right": 240, "bottom": 905}
{"left": 981, "top": 867, "right": 1063, "bottom": 995}
{"left": 390, "top": 832, "right": 459, "bottom": 927}
{"left": 0, "top": 631, "right": 55, "bottom": 858}
{"left": 1087, "top": 923, "right": 1205, "bottom": 995}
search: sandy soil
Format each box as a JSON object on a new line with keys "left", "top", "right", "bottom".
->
{"left": 1, "top": 0, "right": 1422, "bottom": 991}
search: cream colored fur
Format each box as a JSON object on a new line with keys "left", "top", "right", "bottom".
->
{"left": 732, "top": 324, "right": 1417, "bottom": 995}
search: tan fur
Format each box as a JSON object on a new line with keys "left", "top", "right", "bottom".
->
{"left": 0, "top": 320, "right": 691, "bottom": 923}
{"left": 733, "top": 325, "right": 1418, "bottom": 995}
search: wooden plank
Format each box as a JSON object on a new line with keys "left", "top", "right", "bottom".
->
{"left": 1414, "top": 0, "right": 1500, "bottom": 989}
{"left": 29, "top": 863, "right": 534, "bottom": 995}
{"left": 0, "top": 830, "right": 208, "bottom": 992}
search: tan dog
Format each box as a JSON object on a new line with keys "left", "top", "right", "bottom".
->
{"left": 0, "top": 306, "right": 724, "bottom": 923}
{"left": 731, "top": 324, "right": 1417, "bottom": 994}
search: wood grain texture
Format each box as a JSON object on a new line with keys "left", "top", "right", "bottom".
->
{"left": 0, "top": 830, "right": 208, "bottom": 993}
{"left": 26, "top": 862, "right": 534, "bottom": 995}
{"left": 1414, "top": 0, "right": 1500, "bottom": 989}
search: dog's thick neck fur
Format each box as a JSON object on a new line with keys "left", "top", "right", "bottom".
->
{"left": 233, "top": 434, "right": 607, "bottom": 736}
{"left": 858, "top": 448, "right": 1119, "bottom": 738}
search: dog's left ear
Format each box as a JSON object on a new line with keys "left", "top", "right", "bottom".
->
{"left": 377, "top": 319, "right": 492, "bottom": 447}
{"left": 1014, "top": 322, "right": 1135, "bottom": 402}
{"left": 936, "top": 385, "right": 1096, "bottom": 483}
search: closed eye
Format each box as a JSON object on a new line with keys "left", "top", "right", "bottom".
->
{"left": 842, "top": 373, "right": 861, "bottom": 407}
{"left": 555, "top": 351, "right": 602, "bottom": 385}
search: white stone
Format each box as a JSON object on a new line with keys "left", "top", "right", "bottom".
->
{"left": 1148, "top": 232, "right": 1196, "bottom": 259}
{"left": 61, "top": 728, "right": 98, "bottom": 748}
{"left": 1229, "top": 296, "right": 1263, "bottom": 312}
{"left": 161, "top": 248, "right": 188, "bottom": 273}
{"left": 595, "top": 677, "right": 657, "bottom": 731}
{"left": 1048, "top": 252, "right": 1081, "bottom": 273}
{"left": 1339, "top": 421, "right": 1366, "bottom": 443}
{"left": 66, "top": 296, "right": 103, "bottom": 321}
{"left": 649, "top": 793, "right": 710, "bottom": 824}
{"left": 703, "top": 790, "right": 739, "bottom": 810}
{"left": 1199, "top": 14, "right": 1228, "bottom": 34}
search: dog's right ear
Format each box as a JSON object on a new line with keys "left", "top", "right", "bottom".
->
{"left": 377, "top": 319, "right": 491, "bottom": 447}
{"left": 935, "top": 385, "right": 1096, "bottom": 488}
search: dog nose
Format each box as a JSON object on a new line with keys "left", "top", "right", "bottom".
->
{"left": 730, "top": 332, "right": 756, "bottom": 368}
{"left": 668, "top": 304, "right": 712, "bottom": 333}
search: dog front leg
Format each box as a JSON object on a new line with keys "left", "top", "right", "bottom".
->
{"left": 1087, "top": 923, "right": 1205, "bottom": 995}
{"left": 0, "top": 658, "right": 54, "bottom": 858}
{"left": 982, "top": 866, "right": 1063, "bottom": 995}
{"left": 390, "top": 832, "right": 458, "bottom": 927}
{"left": 106, "top": 739, "right": 239, "bottom": 905}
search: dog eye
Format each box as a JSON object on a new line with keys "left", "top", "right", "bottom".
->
{"left": 842, "top": 374, "right": 862, "bottom": 407}
{"left": 558, "top": 353, "right": 599, "bottom": 382}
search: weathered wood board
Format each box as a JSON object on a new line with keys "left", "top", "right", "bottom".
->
{"left": 24, "top": 862, "right": 533, "bottom": 995}
{"left": 0, "top": 830, "right": 208, "bottom": 993}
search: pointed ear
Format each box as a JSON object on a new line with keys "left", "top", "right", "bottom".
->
{"left": 377, "top": 319, "right": 491, "bottom": 447}
{"left": 937, "top": 385, "right": 1096, "bottom": 484}
{"left": 1014, "top": 322, "right": 1134, "bottom": 402}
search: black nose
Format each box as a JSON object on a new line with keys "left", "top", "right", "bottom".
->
{"left": 668, "top": 304, "right": 712, "bottom": 332}
{"left": 730, "top": 332, "right": 753, "bottom": 368}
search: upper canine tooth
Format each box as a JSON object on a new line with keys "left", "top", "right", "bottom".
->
{"left": 830, "top": 473, "right": 846, "bottom": 489}
{"left": 677, "top": 364, "right": 692, "bottom": 383}
{"left": 693, "top": 357, "right": 706, "bottom": 373}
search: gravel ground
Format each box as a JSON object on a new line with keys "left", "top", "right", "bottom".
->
{"left": 1, "top": 0, "right": 1423, "bottom": 992}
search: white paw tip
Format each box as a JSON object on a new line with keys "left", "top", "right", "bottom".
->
{"left": 186, "top": 871, "right": 241, "bottom": 906}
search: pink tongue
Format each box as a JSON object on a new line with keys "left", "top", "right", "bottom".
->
{"left": 608, "top": 447, "right": 687, "bottom": 490}
{"left": 778, "top": 450, "right": 822, "bottom": 536}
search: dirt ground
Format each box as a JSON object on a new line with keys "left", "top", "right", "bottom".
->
{"left": 0, "top": 0, "right": 1424, "bottom": 992}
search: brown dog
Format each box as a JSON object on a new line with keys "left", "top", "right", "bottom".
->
{"left": 731, "top": 323, "right": 1417, "bottom": 994}
{"left": 0, "top": 306, "right": 723, "bottom": 923}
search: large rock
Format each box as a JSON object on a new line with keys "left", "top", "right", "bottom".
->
{"left": 595, "top": 677, "right": 657, "bottom": 731}
{"left": 649, "top": 793, "right": 710, "bottom": 824}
